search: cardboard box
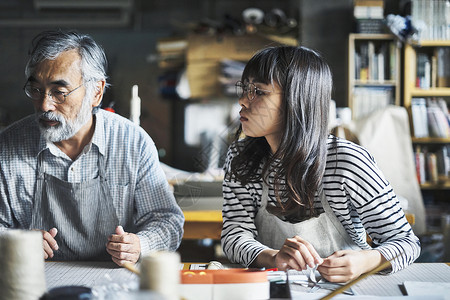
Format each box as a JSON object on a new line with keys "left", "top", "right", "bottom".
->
{"left": 187, "top": 33, "right": 294, "bottom": 62}
{"left": 186, "top": 61, "right": 220, "bottom": 99}
{"left": 186, "top": 33, "right": 297, "bottom": 98}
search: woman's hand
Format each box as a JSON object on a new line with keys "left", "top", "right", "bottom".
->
{"left": 255, "top": 236, "right": 324, "bottom": 271}
{"left": 274, "top": 236, "right": 323, "bottom": 271}
{"left": 318, "top": 249, "right": 387, "bottom": 283}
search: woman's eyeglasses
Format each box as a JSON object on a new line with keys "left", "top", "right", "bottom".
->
{"left": 235, "top": 81, "right": 274, "bottom": 101}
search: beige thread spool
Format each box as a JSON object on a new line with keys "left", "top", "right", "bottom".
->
{"left": 0, "top": 230, "right": 46, "bottom": 300}
{"left": 140, "top": 251, "right": 180, "bottom": 300}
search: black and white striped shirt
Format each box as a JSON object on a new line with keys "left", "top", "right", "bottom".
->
{"left": 221, "top": 136, "right": 421, "bottom": 273}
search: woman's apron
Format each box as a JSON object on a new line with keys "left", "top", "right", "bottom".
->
{"left": 30, "top": 152, "right": 119, "bottom": 260}
{"left": 255, "top": 184, "right": 360, "bottom": 258}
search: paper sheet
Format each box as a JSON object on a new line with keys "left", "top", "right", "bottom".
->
{"left": 46, "top": 261, "right": 216, "bottom": 289}
{"left": 351, "top": 263, "right": 450, "bottom": 297}
{"left": 403, "top": 281, "right": 450, "bottom": 299}
{"left": 45, "top": 261, "right": 139, "bottom": 290}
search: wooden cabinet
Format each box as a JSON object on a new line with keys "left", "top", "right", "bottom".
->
{"left": 347, "top": 33, "right": 401, "bottom": 119}
{"left": 403, "top": 41, "right": 450, "bottom": 192}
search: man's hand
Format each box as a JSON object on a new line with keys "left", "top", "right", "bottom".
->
{"left": 317, "top": 249, "right": 387, "bottom": 283}
{"left": 106, "top": 226, "right": 141, "bottom": 266}
{"left": 33, "top": 227, "right": 59, "bottom": 259}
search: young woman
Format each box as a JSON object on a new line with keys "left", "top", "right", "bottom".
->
{"left": 221, "top": 46, "right": 420, "bottom": 283}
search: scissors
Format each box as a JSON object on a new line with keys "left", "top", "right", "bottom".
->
{"left": 293, "top": 265, "right": 354, "bottom": 295}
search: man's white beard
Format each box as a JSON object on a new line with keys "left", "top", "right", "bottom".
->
{"left": 36, "top": 94, "right": 93, "bottom": 142}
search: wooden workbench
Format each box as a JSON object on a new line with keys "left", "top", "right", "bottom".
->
{"left": 182, "top": 210, "right": 223, "bottom": 240}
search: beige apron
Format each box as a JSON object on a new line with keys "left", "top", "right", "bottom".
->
{"left": 255, "top": 184, "right": 360, "bottom": 257}
{"left": 31, "top": 152, "right": 119, "bottom": 261}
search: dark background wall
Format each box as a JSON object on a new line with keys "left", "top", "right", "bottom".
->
{"left": 0, "top": 0, "right": 405, "bottom": 170}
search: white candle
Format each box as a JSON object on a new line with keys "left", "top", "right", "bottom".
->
{"left": 130, "top": 85, "right": 141, "bottom": 125}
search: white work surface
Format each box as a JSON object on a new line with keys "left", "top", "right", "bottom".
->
{"left": 44, "top": 262, "right": 450, "bottom": 299}
{"left": 287, "top": 263, "right": 450, "bottom": 299}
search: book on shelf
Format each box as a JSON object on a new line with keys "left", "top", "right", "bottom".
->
{"left": 354, "top": 41, "right": 398, "bottom": 83}
{"left": 358, "top": 42, "right": 369, "bottom": 81}
{"left": 414, "top": 145, "right": 450, "bottom": 185}
{"left": 411, "top": 97, "right": 450, "bottom": 138}
{"left": 436, "top": 145, "right": 450, "bottom": 178}
{"left": 411, "top": 0, "right": 450, "bottom": 40}
{"left": 416, "top": 48, "right": 450, "bottom": 89}
{"left": 427, "top": 99, "right": 450, "bottom": 138}
{"left": 414, "top": 145, "right": 426, "bottom": 184}
{"left": 437, "top": 47, "right": 450, "bottom": 87}
{"left": 389, "top": 41, "right": 397, "bottom": 80}
{"left": 352, "top": 86, "right": 394, "bottom": 119}
{"left": 416, "top": 53, "right": 431, "bottom": 89}
{"left": 354, "top": 40, "right": 395, "bottom": 82}
{"left": 427, "top": 152, "right": 439, "bottom": 183}
{"left": 411, "top": 98, "right": 429, "bottom": 138}
{"left": 431, "top": 55, "right": 437, "bottom": 88}
{"left": 368, "top": 41, "right": 376, "bottom": 80}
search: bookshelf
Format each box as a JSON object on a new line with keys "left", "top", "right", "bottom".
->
{"left": 404, "top": 41, "right": 450, "bottom": 191}
{"left": 348, "top": 33, "right": 401, "bottom": 120}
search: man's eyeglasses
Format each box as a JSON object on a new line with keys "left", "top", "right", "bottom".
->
{"left": 235, "top": 81, "right": 274, "bottom": 102}
{"left": 23, "top": 82, "right": 85, "bottom": 104}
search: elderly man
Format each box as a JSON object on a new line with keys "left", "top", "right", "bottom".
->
{"left": 0, "top": 30, "right": 184, "bottom": 265}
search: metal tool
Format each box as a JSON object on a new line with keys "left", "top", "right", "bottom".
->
{"left": 292, "top": 280, "right": 354, "bottom": 295}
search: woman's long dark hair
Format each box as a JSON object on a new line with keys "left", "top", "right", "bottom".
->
{"left": 226, "top": 46, "right": 333, "bottom": 219}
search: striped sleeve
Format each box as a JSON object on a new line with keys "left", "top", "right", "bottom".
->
{"left": 323, "top": 137, "right": 421, "bottom": 273}
{"left": 221, "top": 142, "right": 270, "bottom": 267}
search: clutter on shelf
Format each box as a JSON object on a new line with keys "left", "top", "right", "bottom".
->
{"left": 150, "top": 7, "right": 299, "bottom": 100}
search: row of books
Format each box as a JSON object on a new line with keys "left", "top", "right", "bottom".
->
{"left": 354, "top": 41, "right": 397, "bottom": 82}
{"left": 150, "top": 36, "right": 187, "bottom": 70}
{"left": 352, "top": 86, "right": 394, "bottom": 119}
{"left": 353, "top": 0, "right": 385, "bottom": 34}
{"left": 353, "top": 0, "right": 384, "bottom": 19}
{"left": 414, "top": 145, "right": 450, "bottom": 185}
{"left": 411, "top": 98, "right": 450, "bottom": 138}
{"left": 416, "top": 48, "right": 450, "bottom": 89}
{"left": 411, "top": 0, "right": 450, "bottom": 41}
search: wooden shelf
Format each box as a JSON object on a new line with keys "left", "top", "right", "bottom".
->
{"left": 409, "top": 87, "right": 450, "bottom": 97}
{"left": 403, "top": 43, "right": 450, "bottom": 107}
{"left": 348, "top": 33, "right": 401, "bottom": 119}
{"left": 351, "top": 33, "right": 399, "bottom": 40}
{"left": 410, "top": 40, "right": 450, "bottom": 47}
{"left": 412, "top": 137, "right": 450, "bottom": 144}
{"left": 182, "top": 210, "right": 222, "bottom": 240}
{"left": 419, "top": 181, "right": 450, "bottom": 190}
{"left": 403, "top": 40, "right": 450, "bottom": 198}
{"left": 353, "top": 80, "right": 397, "bottom": 86}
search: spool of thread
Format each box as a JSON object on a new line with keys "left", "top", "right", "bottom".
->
{"left": 140, "top": 251, "right": 180, "bottom": 300}
{"left": 0, "top": 230, "right": 46, "bottom": 300}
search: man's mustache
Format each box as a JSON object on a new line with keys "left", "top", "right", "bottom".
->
{"left": 36, "top": 111, "right": 63, "bottom": 122}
